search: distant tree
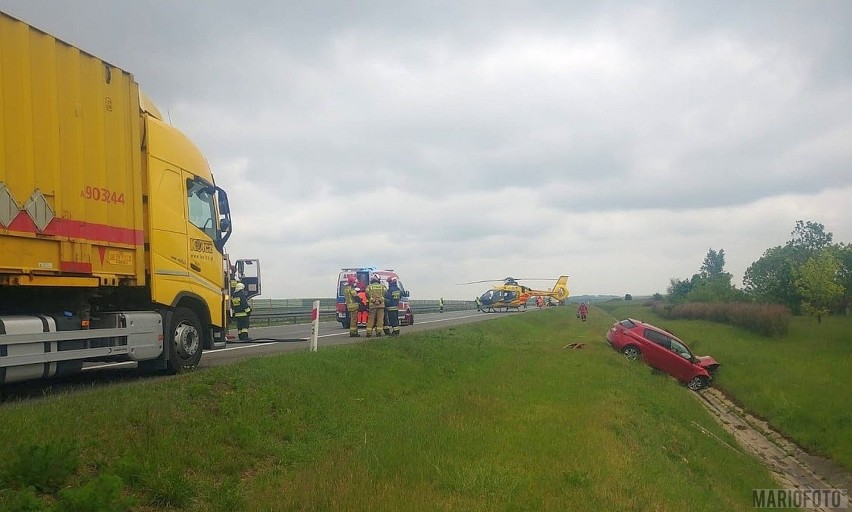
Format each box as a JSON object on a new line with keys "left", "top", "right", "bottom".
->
{"left": 833, "top": 243, "right": 852, "bottom": 315}
{"left": 744, "top": 245, "right": 799, "bottom": 309}
{"left": 686, "top": 277, "right": 747, "bottom": 303}
{"left": 667, "top": 277, "right": 694, "bottom": 303}
{"left": 788, "top": 220, "right": 832, "bottom": 260}
{"left": 794, "top": 251, "right": 843, "bottom": 324}
{"left": 700, "top": 248, "right": 728, "bottom": 279}
{"left": 624, "top": 293, "right": 633, "bottom": 301}
{"left": 652, "top": 293, "right": 664, "bottom": 301}
{"left": 668, "top": 248, "right": 740, "bottom": 304}
{"left": 744, "top": 221, "right": 836, "bottom": 313}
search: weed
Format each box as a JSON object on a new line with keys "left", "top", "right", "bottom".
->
{"left": 56, "top": 474, "right": 135, "bottom": 512}
{"left": 1, "top": 442, "right": 79, "bottom": 493}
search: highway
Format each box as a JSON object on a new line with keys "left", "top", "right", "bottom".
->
{"left": 1, "top": 309, "right": 521, "bottom": 401}
{"left": 200, "top": 308, "right": 509, "bottom": 367}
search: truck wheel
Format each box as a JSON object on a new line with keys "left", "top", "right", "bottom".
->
{"left": 166, "top": 307, "right": 203, "bottom": 374}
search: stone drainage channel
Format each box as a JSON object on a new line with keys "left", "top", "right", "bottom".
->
{"left": 693, "top": 387, "right": 850, "bottom": 511}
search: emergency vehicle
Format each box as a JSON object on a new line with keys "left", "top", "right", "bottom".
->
{"left": 336, "top": 268, "right": 414, "bottom": 328}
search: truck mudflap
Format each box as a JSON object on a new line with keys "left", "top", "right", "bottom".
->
{"left": 0, "top": 312, "right": 163, "bottom": 384}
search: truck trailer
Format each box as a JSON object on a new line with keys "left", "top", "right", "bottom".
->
{"left": 0, "top": 11, "right": 258, "bottom": 384}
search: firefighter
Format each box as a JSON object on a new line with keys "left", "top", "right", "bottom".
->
{"left": 365, "top": 274, "right": 387, "bottom": 337}
{"left": 438, "top": 297, "right": 444, "bottom": 313}
{"left": 385, "top": 276, "right": 402, "bottom": 337}
{"left": 231, "top": 281, "right": 252, "bottom": 341}
{"left": 475, "top": 296, "right": 482, "bottom": 311}
{"left": 343, "top": 275, "right": 361, "bottom": 337}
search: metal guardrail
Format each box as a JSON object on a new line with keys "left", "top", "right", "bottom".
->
{"left": 245, "top": 299, "right": 477, "bottom": 326}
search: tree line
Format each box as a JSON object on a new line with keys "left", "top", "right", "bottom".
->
{"left": 666, "top": 221, "right": 850, "bottom": 323}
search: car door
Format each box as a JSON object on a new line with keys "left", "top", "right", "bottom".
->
{"left": 666, "top": 337, "right": 698, "bottom": 383}
{"left": 641, "top": 328, "right": 672, "bottom": 372}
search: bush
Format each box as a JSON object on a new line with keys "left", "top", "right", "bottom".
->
{"left": 1, "top": 442, "right": 79, "bottom": 493}
{"left": 0, "top": 487, "right": 49, "bottom": 512}
{"left": 651, "top": 302, "right": 791, "bottom": 337}
{"left": 56, "top": 474, "right": 135, "bottom": 512}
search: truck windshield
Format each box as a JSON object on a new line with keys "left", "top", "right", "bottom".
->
{"left": 187, "top": 179, "right": 217, "bottom": 240}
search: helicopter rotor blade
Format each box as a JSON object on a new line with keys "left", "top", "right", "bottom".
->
{"left": 457, "top": 277, "right": 562, "bottom": 285}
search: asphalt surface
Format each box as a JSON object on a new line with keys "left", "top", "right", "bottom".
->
{"left": 1, "top": 308, "right": 521, "bottom": 401}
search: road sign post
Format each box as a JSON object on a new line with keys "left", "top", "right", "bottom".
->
{"left": 310, "top": 300, "right": 319, "bottom": 352}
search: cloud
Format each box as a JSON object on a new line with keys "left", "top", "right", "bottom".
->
{"left": 2, "top": 0, "right": 850, "bottom": 299}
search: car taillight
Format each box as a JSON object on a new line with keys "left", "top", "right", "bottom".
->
{"left": 336, "top": 303, "right": 346, "bottom": 313}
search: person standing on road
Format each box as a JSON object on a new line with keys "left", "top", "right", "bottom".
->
{"left": 231, "top": 281, "right": 252, "bottom": 341}
{"left": 366, "top": 274, "right": 388, "bottom": 337}
{"left": 357, "top": 282, "right": 369, "bottom": 326}
{"left": 343, "top": 275, "right": 362, "bottom": 337}
{"left": 385, "top": 276, "right": 402, "bottom": 337}
{"left": 438, "top": 297, "right": 444, "bottom": 313}
{"left": 577, "top": 302, "right": 588, "bottom": 322}
{"left": 475, "top": 296, "right": 482, "bottom": 311}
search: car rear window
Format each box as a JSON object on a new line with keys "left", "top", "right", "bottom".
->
{"left": 619, "top": 319, "right": 636, "bottom": 328}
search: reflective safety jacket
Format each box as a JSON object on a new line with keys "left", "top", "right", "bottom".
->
{"left": 385, "top": 283, "right": 402, "bottom": 311}
{"left": 367, "top": 282, "right": 388, "bottom": 309}
{"left": 343, "top": 284, "right": 360, "bottom": 312}
{"left": 232, "top": 289, "right": 251, "bottom": 317}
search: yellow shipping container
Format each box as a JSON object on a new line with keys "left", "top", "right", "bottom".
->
{"left": 0, "top": 11, "right": 144, "bottom": 287}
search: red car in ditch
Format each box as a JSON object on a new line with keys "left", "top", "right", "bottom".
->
{"left": 605, "top": 318, "right": 719, "bottom": 390}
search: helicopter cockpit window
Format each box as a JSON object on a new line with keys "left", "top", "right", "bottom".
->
{"left": 481, "top": 290, "right": 494, "bottom": 302}
{"left": 503, "top": 292, "right": 517, "bottom": 301}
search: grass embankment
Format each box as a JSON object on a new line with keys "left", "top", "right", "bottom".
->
{"left": 599, "top": 301, "right": 852, "bottom": 472}
{"left": 1, "top": 310, "right": 776, "bottom": 511}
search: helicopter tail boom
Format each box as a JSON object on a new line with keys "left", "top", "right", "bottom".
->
{"left": 528, "top": 276, "right": 569, "bottom": 301}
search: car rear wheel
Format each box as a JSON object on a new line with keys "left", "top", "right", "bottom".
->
{"left": 622, "top": 346, "right": 641, "bottom": 361}
{"left": 687, "top": 375, "right": 709, "bottom": 391}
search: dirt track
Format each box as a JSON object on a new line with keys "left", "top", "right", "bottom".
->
{"left": 694, "top": 387, "right": 850, "bottom": 511}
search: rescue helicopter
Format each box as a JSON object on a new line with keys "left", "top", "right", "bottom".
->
{"left": 460, "top": 276, "right": 570, "bottom": 312}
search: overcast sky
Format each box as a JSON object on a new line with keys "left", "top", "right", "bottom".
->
{"left": 3, "top": 1, "right": 851, "bottom": 299}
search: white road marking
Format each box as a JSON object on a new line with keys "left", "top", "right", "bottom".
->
{"left": 82, "top": 312, "right": 493, "bottom": 370}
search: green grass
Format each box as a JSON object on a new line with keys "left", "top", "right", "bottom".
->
{"left": 598, "top": 301, "right": 852, "bottom": 472}
{"left": 0, "top": 309, "right": 778, "bottom": 511}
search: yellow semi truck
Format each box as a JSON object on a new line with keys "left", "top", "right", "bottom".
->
{"left": 0, "top": 11, "right": 260, "bottom": 383}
